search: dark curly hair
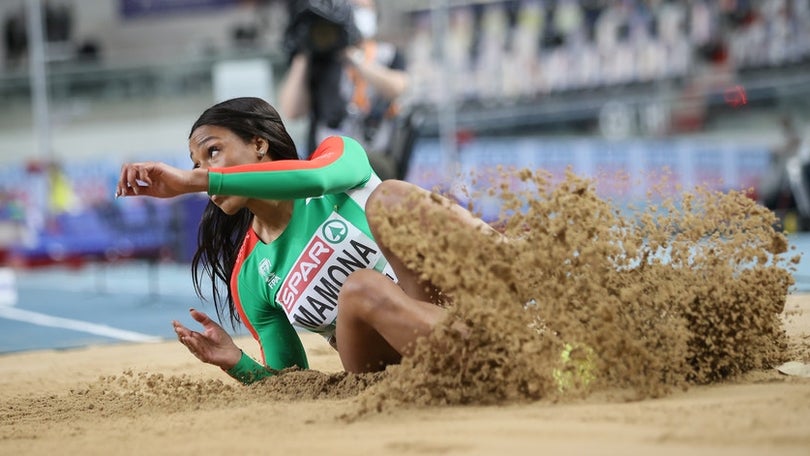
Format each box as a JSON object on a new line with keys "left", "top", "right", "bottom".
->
{"left": 189, "top": 97, "right": 299, "bottom": 328}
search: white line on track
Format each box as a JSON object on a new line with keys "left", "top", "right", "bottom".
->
{"left": 0, "top": 306, "right": 162, "bottom": 343}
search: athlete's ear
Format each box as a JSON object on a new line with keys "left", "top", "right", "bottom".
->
{"left": 254, "top": 136, "right": 268, "bottom": 160}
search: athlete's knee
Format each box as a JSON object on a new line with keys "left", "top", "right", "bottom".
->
{"left": 367, "top": 180, "right": 426, "bottom": 237}
{"left": 368, "top": 179, "right": 407, "bottom": 204}
{"left": 338, "top": 269, "right": 395, "bottom": 322}
{"left": 367, "top": 180, "right": 412, "bottom": 216}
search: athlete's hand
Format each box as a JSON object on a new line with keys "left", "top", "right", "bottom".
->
{"left": 116, "top": 161, "right": 207, "bottom": 199}
{"left": 172, "top": 309, "right": 242, "bottom": 370}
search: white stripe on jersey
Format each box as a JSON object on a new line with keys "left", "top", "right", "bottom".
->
{"left": 347, "top": 173, "right": 381, "bottom": 209}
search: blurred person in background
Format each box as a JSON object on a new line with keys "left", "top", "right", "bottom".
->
{"left": 278, "top": 0, "right": 411, "bottom": 180}
{"left": 46, "top": 161, "right": 80, "bottom": 216}
{"left": 3, "top": 6, "right": 26, "bottom": 68}
{"left": 2, "top": 0, "right": 99, "bottom": 67}
{"left": 760, "top": 114, "right": 809, "bottom": 231}
{"left": 115, "top": 97, "right": 499, "bottom": 384}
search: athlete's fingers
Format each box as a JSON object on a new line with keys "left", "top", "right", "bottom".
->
{"left": 183, "top": 332, "right": 214, "bottom": 362}
{"left": 189, "top": 308, "right": 216, "bottom": 328}
{"left": 117, "top": 165, "right": 133, "bottom": 198}
{"left": 116, "top": 184, "right": 135, "bottom": 198}
{"left": 137, "top": 164, "right": 152, "bottom": 186}
{"left": 172, "top": 319, "right": 190, "bottom": 333}
{"left": 125, "top": 166, "right": 141, "bottom": 194}
{"left": 181, "top": 333, "right": 202, "bottom": 354}
{"left": 181, "top": 337, "right": 202, "bottom": 360}
{"left": 172, "top": 320, "right": 192, "bottom": 340}
{"left": 115, "top": 167, "right": 124, "bottom": 197}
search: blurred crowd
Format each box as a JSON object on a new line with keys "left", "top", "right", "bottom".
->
{"left": 406, "top": 0, "right": 810, "bottom": 103}
{"left": 3, "top": 0, "right": 101, "bottom": 69}
{"left": 2, "top": 0, "right": 810, "bottom": 267}
{"left": 4, "top": 1, "right": 808, "bottom": 106}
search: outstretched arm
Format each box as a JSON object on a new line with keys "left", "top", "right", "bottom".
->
{"left": 116, "top": 161, "right": 207, "bottom": 199}
{"left": 173, "top": 307, "right": 308, "bottom": 385}
{"left": 206, "top": 136, "right": 372, "bottom": 199}
{"left": 116, "top": 136, "right": 372, "bottom": 200}
{"left": 172, "top": 308, "right": 242, "bottom": 369}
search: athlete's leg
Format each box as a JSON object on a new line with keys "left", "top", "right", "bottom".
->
{"left": 365, "top": 179, "right": 501, "bottom": 302}
{"left": 337, "top": 180, "right": 493, "bottom": 372}
{"left": 336, "top": 269, "right": 445, "bottom": 372}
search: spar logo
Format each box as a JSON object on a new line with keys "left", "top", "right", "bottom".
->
{"left": 278, "top": 237, "right": 334, "bottom": 313}
{"left": 276, "top": 217, "right": 390, "bottom": 332}
{"left": 321, "top": 219, "right": 348, "bottom": 243}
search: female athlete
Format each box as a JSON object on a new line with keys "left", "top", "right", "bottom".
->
{"left": 116, "top": 97, "right": 496, "bottom": 384}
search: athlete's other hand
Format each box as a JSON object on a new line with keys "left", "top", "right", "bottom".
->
{"left": 116, "top": 161, "right": 207, "bottom": 199}
{"left": 172, "top": 309, "right": 242, "bottom": 370}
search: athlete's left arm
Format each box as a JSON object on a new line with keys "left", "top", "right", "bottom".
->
{"left": 208, "top": 136, "right": 373, "bottom": 200}
{"left": 225, "top": 280, "right": 309, "bottom": 385}
{"left": 224, "top": 309, "right": 309, "bottom": 385}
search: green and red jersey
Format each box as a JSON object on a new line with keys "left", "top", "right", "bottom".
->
{"left": 208, "top": 136, "right": 396, "bottom": 384}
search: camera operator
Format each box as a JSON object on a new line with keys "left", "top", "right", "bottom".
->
{"left": 279, "top": 0, "right": 410, "bottom": 179}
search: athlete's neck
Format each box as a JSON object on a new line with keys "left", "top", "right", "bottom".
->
{"left": 249, "top": 199, "right": 294, "bottom": 244}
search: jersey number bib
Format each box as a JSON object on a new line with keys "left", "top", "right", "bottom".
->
{"left": 276, "top": 212, "right": 396, "bottom": 333}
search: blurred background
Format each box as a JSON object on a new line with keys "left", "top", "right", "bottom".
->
{"left": 1, "top": 0, "right": 809, "bottom": 352}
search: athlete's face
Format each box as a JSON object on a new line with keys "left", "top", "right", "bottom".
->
{"left": 189, "top": 124, "right": 267, "bottom": 215}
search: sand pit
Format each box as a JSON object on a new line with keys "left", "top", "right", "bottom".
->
{"left": 0, "top": 298, "right": 808, "bottom": 455}
{"left": 2, "top": 170, "right": 809, "bottom": 454}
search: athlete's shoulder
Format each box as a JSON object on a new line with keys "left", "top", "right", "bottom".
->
{"left": 310, "top": 135, "right": 366, "bottom": 160}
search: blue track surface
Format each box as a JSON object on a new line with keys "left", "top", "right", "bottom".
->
{"left": 0, "top": 261, "right": 248, "bottom": 353}
{"left": 2, "top": 234, "right": 810, "bottom": 355}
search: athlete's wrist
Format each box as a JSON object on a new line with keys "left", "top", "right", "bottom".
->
{"left": 188, "top": 168, "right": 210, "bottom": 193}
{"left": 219, "top": 348, "right": 243, "bottom": 371}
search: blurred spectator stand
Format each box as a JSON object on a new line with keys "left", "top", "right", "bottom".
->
{"left": 0, "top": 157, "right": 206, "bottom": 285}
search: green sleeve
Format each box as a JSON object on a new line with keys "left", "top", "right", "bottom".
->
{"left": 208, "top": 135, "right": 372, "bottom": 200}
{"left": 224, "top": 351, "right": 272, "bottom": 385}
{"left": 225, "top": 279, "right": 309, "bottom": 385}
